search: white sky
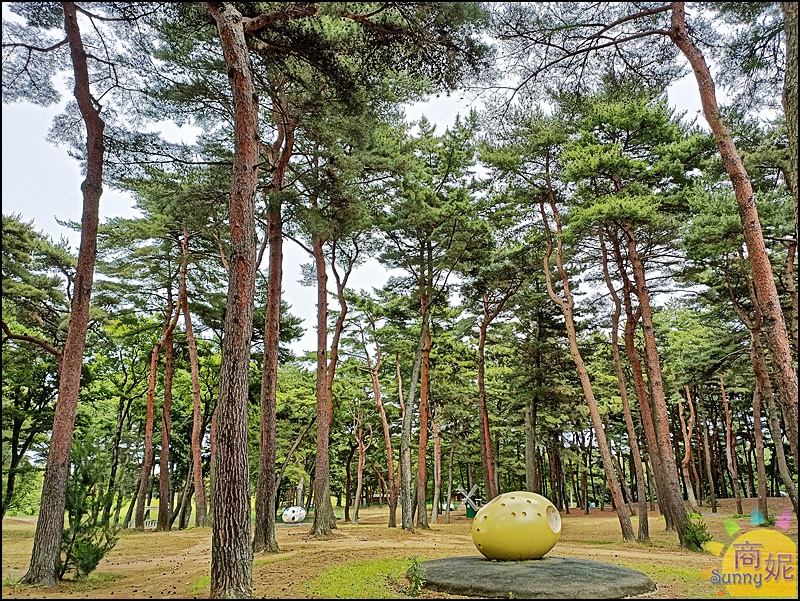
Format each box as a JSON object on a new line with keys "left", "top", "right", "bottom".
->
{"left": 1, "top": 23, "right": 708, "bottom": 355}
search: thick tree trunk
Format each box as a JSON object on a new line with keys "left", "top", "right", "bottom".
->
{"left": 22, "top": 2, "right": 104, "bottom": 586}
{"left": 157, "top": 332, "right": 175, "bottom": 531}
{"left": 207, "top": 3, "right": 260, "bottom": 596}
{"left": 539, "top": 197, "right": 634, "bottom": 541}
{"left": 670, "top": 3, "right": 798, "bottom": 450}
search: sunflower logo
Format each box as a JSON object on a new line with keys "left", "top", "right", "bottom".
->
{"left": 701, "top": 509, "right": 797, "bottom": 598}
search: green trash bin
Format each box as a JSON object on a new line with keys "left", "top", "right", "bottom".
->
{"left": 466, "top": 505, "right": 477, "bottom": 519}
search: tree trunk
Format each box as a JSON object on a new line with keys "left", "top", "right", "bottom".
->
{"left": 431, "top": 406, "right": 442, "bottom": 524}
{"left": 135, "top": 340, "right": 162, "bottom": 530}
{"left": 609, "top": 233, "right": 671, "bottom": 526}
{"left": 180, "top": 228, "right": 208, "bottom": 529}
{"left": 253, "top": 189, "right": 286, "bottom": 554}
{"left": 157, "top": 331, "right": 175, "bottom": 531}
{"left": 699, "top": 401, "right": 718, "bottom": 514}
{"left": 22, "top": 2, "right": 104, "bottom": 586}
{"left": 539, "top": 195, "right": 634, "bottom": 541}
{"left": 524, "top": 400, "right": 539, "bottom": 493}
{"left": 720, "top": 375, "right": 743, "bottom": 515}
{"left": 600, "top": 229, "right": 649, "bottom": 540}
{"left": 670, "top": 3, "right": 798, "bottom": 449}
{"left": 207, "top": 3, "right": 260, "bottom": 596}
{"left": 677, "top": 388, "right": 700, "bottom": 514}
{"left": 311, "top": 235, "right": 335, "bottom": 537}
{"left": 621, "top": 224, "right": 689, "bottom": 545}
{"left": 445, "top": 444, "right": 454, "bottom": 523}
{"left": 401, "top": 310, "right": 430, "bottom": 531}
{"left": 415, "top": 295, "right": 432, "bottom": 530}
{"left": 477, "top": 300, "right": 498, "bottom": 501}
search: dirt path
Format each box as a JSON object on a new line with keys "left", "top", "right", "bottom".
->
{"left": 2, "top": 497, "right": 795, "bottom": 599}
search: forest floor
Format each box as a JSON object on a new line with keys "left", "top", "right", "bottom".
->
{"left": 2, "top": 496, "right": 796, "bottom": 599}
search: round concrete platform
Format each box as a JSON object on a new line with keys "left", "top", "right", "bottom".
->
{"left": 418, "top": 555, "right": 656, "bottom": 599}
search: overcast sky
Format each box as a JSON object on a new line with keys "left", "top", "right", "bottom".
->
{"left": 2, "top": 26, "right": 708, "bottom": 355}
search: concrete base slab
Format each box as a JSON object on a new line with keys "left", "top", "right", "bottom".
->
{"left": 419, "top": 555, "right": 656, "bottom": 599}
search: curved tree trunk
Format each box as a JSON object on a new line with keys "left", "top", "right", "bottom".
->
{"left": 539, "top": 195, "right": 634, "bottom": 542}
{"left": 22, "top": 2, "right": 104, "bottom": 586}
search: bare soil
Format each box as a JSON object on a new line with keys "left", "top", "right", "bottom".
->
{"left": 2, "top": 496, "right": 795, "bottom": 599}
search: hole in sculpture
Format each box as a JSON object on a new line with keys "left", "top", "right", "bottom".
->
{"left": 547, "top": 505, "right": 562, "bottom": 533}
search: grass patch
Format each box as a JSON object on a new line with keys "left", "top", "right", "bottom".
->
{"left": 305, "top": 558, "right": 423, "bottom": 599}
{"left": 189, "top": 574, "right": 210, "bottom": 594}
{"left": 621, "top": 563, "right": 721, "bottom": 598}
{"left": 62, "top": 571, "right": 123, "bottom": 591}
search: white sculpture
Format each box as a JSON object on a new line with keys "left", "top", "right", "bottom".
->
{"left": 281, "top": 505, "right": 307, "bottom": 523}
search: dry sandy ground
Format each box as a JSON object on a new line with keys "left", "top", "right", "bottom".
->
{"left": 2, "top": 496, "right": 796, "bottom": 599}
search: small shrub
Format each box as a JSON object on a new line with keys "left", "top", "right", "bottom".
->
{"left": 685, "top": 516, "right": 712, "bottom": 552}
{"left": 764, "top": 514, "right": 777, "bottom": 527}
{"left": 58, "top": 428, "right": 118, "bottom": 580}
{"left": 405, "top": 557, "right": 426, "bottom": 597}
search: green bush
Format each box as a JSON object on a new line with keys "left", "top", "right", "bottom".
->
{"left": 685, "top": 516, "right": 712, "bottom": 552}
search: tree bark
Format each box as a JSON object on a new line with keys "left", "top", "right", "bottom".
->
{"left": 207, "top": 3, "right": 260, "bottom": 596}
{"left": 670, "top": 3, "right": 798, "bottom": 447}
{"left": 22, "top": 2, "right": 104, "bottom": 586}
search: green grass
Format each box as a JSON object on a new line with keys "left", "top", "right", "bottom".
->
{"left": 62, "top": 571, "right": 123, "bottom": 591}
{"left": 253, "top": 553, "right": 299, "bottom": 567}
{"left": 189, "top": 574, "right": 210, "bottom": 594}
{"left": 305, "top": 558, "right": 423, "bottom": 599}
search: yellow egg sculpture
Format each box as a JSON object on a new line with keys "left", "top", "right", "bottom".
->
{"left": 471, "top": 491, "right": 561, "bottom": 560}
